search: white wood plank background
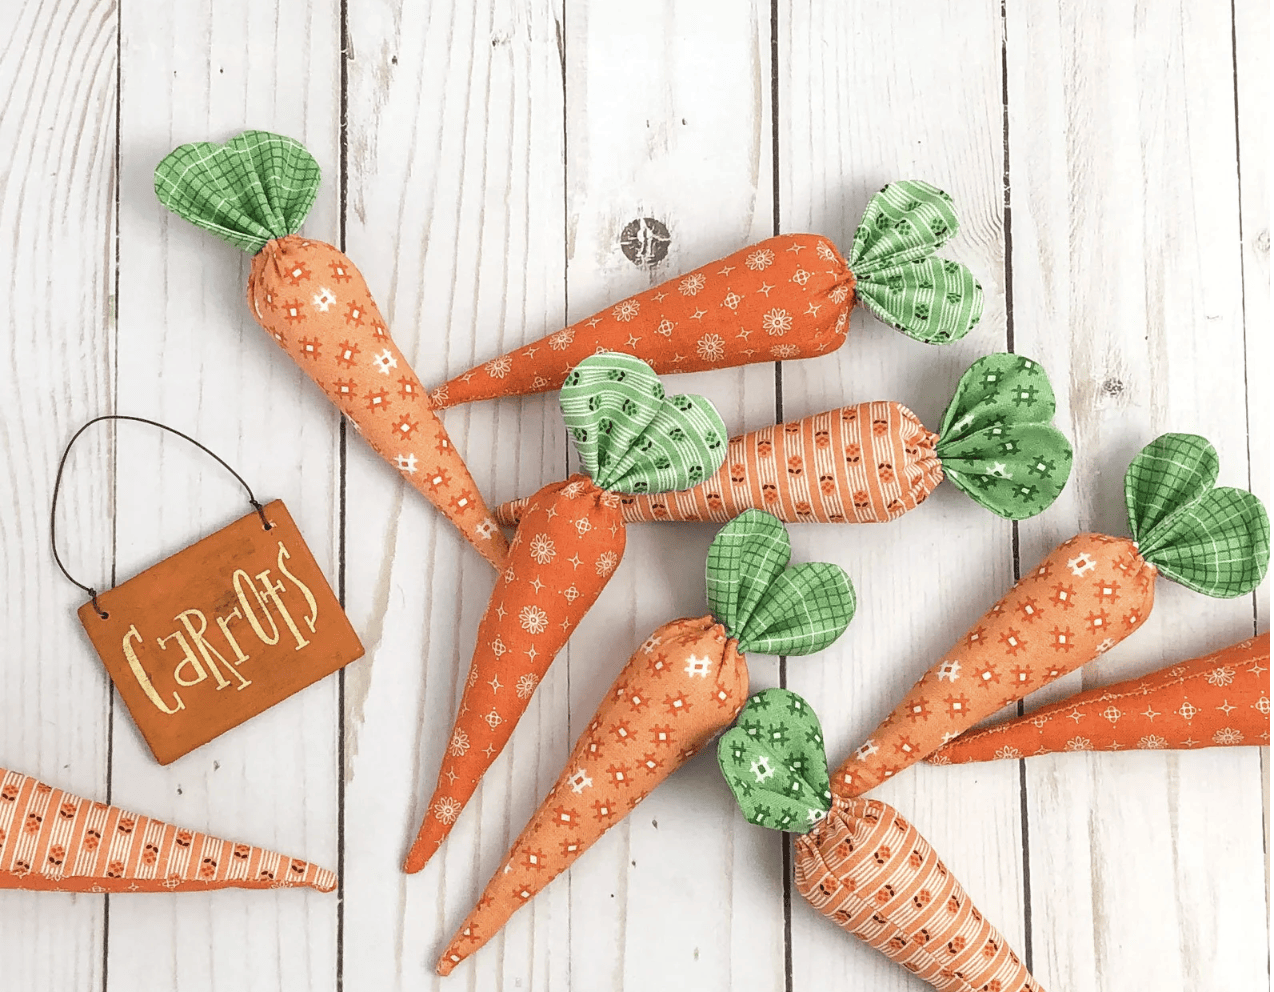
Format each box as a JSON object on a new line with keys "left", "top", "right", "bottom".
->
{"left": 0, "top": 1, "right": 1267, "bottom": 990}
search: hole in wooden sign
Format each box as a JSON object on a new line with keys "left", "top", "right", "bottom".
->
{"left": 619, "top": 218, "right": 671, "bottom": 268}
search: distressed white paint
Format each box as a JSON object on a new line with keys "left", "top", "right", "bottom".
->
{"left": 0, "top": 0, "right": 1266, "bottom": 990}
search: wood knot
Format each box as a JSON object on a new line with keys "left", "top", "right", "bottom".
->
{"left": 620, "top": 217, "right": 671, "bottom": 268}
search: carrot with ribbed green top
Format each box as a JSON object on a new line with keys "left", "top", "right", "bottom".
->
{"left": 493, "top": 353, "right": 1074, "bottom": 527}
{"left": 835, "top": 433, "right": 1269, "bottom": 797}
{"left": 404, "top": 352, "right": 729, "bottom": 872}
{"left": 429, "top": 181, "right": 983, "bottom": 408}
{"left": 435, "top": 510, "right": 856, "bottom": 975}
{"left": 154, "top": 130, "right": 508, "bottom": 567}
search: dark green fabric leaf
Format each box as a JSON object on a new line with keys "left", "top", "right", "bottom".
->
{"left": 1126, "top": 434, "right": 1270, "bottom": 598}
{"left": 705, "top": 510, "right": 856, "bottom": 656}
{"left": 717, "top": 689, "right": 832, "bottom": 834}
{"left": 558, "top": 353, "right": 727, "bottom": 495}
{"left": 849, "top": 181, "right": 984, "bottom": 344}
{"left": 154, "top": 130, "right": 321, "bottom": 253}
{"left": 935, "top": 353, "right": 1073, "bottom": 519}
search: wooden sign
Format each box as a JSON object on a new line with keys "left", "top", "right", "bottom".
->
{"left": 78, "top": 500, "right": 363, "bottom": 765}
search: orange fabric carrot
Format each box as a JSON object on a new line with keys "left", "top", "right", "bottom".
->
{"left": 154, "top": 130, "right": 507, "bottom": 567}
{"left": 404, "top": 353, "right": 729, "bottom": 872}
{"left": 928, "top": 632, "right": 1270, "bottom": 763}
{"left": 494, "top": 354, "right": 1073, "bottom": 526}
{"left": 719, "top": 689, "right": 1042, "bottom": 992}
{"left": 0, "top": 767, "right": 335, "bottom": 893}
{"left": 435, "top": 511, "right": 856, "bottom": 974}
{"left": 429, "top": 181, "right": 984, "bottom": 408}
{"left": 835, "top": 433, "right": 1269, "bottom": 797}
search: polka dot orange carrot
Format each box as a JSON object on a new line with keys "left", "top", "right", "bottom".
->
{"left": 928, "top": 632, "right": 1270, "bottom": 763}
{"left": 435, "top": 511, "right": 855, "bottom": 975}
{"left": 403, "top": 354, "right": 730, "bottom": 873}
{"left": 835, "top": 433, "right": 1269, "bottom": 798}
{"left": 495, "top": 353, "right": 1074, "bottom": 526}
{"left": 429, "top": 181, "right": 984, "bottom": 408}
{"left": 154, "top": 130, "right": 507, "bottom": 567}
{"left": 0, "top": 767, "right": 334, "bottom": 893}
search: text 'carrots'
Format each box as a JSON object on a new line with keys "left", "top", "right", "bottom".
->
{"left": 495, "top": 353, "right": 1074, "bottom": 526}
{"left": 435, "top": 510, "right": 856, "bottom": 974}
{"left": 929, "top": 632, "right": 1270, "bottom": 763}
{"left": 404, "top": 353, "right": 729, "bottom": 872}
{"left": 154, "top": 130, "right": 507, "bottom": 567}
{"left": 718, "top": 689, "right": 1041, "bottom": 992}
{"left": 0, "top": 767, "right": 335, "bottom": 893}
{"left": 835, "top": 433, "right": 1270, "bottom": 797}
{"left": 430, "top": 182, "right": 984, "bottom": 407}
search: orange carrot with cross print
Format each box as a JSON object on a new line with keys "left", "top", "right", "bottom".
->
{"left": 154, "top": 130, "right": 507, "bottom": 567}
{"left": 835, "top": 433, "right": 1269, "bottom": 797}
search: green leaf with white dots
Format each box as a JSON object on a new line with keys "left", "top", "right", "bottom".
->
{"left": 717, "top": 688, "right": 832, "bottom": 834}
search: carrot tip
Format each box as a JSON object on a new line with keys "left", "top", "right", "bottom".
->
{"left": 435, "top": 954, "right": 460, "bottom": 977}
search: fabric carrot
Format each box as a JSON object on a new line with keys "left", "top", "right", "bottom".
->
{"left": 435, "top": 510, "right": 855, "bottom": 975}
{"left": 0, "top": 767, "right": 335, "bottom": 893}
{"left": 493, "top": 353, "right": 1073, "bottom": 526}
{"left": 719, "top": 689, "right": 1042, "bottom": 992}
{"left": 429, "top": 181, "right": 983, "bottom": 408}
{"left": 836, "top": 433, "right": 1269, "bottom": 797}
{"left": 927, "top": 632, "right": 1270, "bottom": 763}
{"left": 154, "top": 130, "right": 507, "bottom": 567}
{"left": 404, "top": 353, "right": 729, "bottom": 872}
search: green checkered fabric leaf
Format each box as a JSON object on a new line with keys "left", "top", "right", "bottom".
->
{"left": 1125, "top": 433, "right": 1270, "bottom": 598}
{"left": 717, "top": 689, "right": 832, "bottom": 834}
{"left": 559, "top": 353, "right": 727, "bottom": 495}
{"left": 935, "top": 353, "right": 1073, "bottom": 519}
{"left": 154, "top": 130, "right": 321, "bottom": 253}
{"left": 849, "top": 180, "right": 984, "bottom": 344}
{"left": 705, "top": 510, "right": 855, "bottom": 656}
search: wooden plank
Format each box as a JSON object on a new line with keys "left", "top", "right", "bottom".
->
{"left": 107, "top": 3, "right": 343, "bottom": 989}
{"left": 0, "top": 0, "right": 117, "bottom": 988}
{"left": 777, "top": 1, "right": 1024, "bottom": 988}
{"left": 339, "top": 1, "right": 573, "bottom": 988}
{"left": 558, "top": 4, "right": 783, "bottom": 989}
{"left": 1006, "top": 0, "right": 1268, "bottom": 987}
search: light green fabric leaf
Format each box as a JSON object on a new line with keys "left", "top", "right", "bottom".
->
{"left": 717, "top": 689, "right": 832, "bottom": 834}
{"left": 154, "top": 130, "right": 322, "bottom": 254}
{"left": 935, "top": 353, "right": 1073, "bottom": 519}
{"left": 1125, "top": 433, "right": 1270, "bottom": 598}
{"left": 705, "top": 510, "right": 856, "bottom": 656}
{"left": 559, "top": 353, "right": 727, "bottom": 495}
{"left": 849, "top": 181, "right": 984, "bottom": 344}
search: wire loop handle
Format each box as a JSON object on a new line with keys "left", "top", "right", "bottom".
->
{"left": 50, "top": 415, "right": 270, "bottom": 619}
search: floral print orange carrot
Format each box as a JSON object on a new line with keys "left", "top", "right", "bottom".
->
{"left": 719, "top": 689, "right": 1043, "bottom": 992}
{"left": 154, "top": 130, "right": 507, "bottom": 567}
{"left": 430, "top": 181, "right": 983, "bottom": 408}
{"left": 0, "top": 767, "right": 335, "bottom": 893}
{"left": 403, "top": 353, "right": 729, "bottom": 872}
{"left": 928, "top": 632, "right": 1270, "bottom": 763}
{"left": 836, "top": 433, "right": 1269, "bottom": 797}
{"left": 435, "top": 511, "right": 855, "bottom": 975}
{"left": 495, "top": 353, "right": 1073, "bottom": 526}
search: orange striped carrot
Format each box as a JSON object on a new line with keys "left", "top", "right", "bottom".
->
{"left": 928, "top": 632, "right": 1270, "bottom": 764}
{"left": 494, "top": 354, "right": 1074, "bottom": 526}
{"left": 834, "top": 434, "right": 1269, "bottom": 798}
{"left": 403, "top": 354, "right": 729, "bottom": 872}
{"left": 154, "top": 130, "right": 507, "bottom": 567}
{"left": 719, "top": 689, "right": 1042, "bottom": 992}
{"left": 0, "top": 767, "right": 335, "bottom": 893}
{"left": 429, "top": 182, "right": 984, "bottom": 408}
{"left": 434, "top": 511, "right": 855, "bottom": 974}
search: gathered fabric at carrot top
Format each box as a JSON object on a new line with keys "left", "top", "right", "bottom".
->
{"left": 435, "top": 510, "right": 856, "bottom": 975}
{"left": 430, "top": 181, "right": 984, "bottom": 407}
{"left": 404, "top": 353, "right": 731, "bottom": 873}
{"left": 495, "top": 353, "right": 1074, "bottom": 527}
{"left": 154, "top": 129, "right": 508, "bottom": 567}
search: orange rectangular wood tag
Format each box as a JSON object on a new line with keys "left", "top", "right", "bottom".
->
{"left": 78, "top": 500, "right": 363, "bottom": 765}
